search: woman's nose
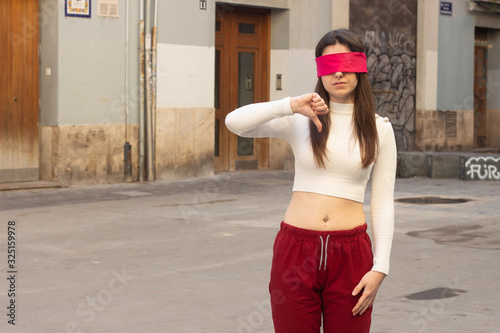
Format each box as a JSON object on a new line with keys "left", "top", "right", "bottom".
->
{"left": 334, "top": 71, "right": 344, "bottom": 78}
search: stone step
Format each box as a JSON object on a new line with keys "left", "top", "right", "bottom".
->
{"left": 397, "top": 152, "right": 500, "bottom": 181}
{"left": 0, "top": 180, "right": 62, "bottom": 191}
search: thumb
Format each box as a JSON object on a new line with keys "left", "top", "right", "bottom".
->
{"left": 311, "top": 116, "right": 322, "bottom": 133}
{"left": 311, "top": 93, "right": 321, "bottom": 103}
{"left": 352, "top": 281, "right": 365, "bottom": 296}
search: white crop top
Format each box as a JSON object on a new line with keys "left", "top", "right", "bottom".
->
{"left": 225, "top": 97, "right": 397, "bottom": 274}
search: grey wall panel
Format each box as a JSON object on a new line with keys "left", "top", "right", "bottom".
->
{"left": 39, "top": 0, "right": 60, "bottom": 126}
{"left": 156, "top": 0, "right": 215, "bottom": 47}
{"left": 54, "top": 0, "right": 140, "bottom": 126}
{"left": 437, "top": 5, "right": 475, "bottom": 111}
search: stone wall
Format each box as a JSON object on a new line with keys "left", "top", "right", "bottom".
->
{"left": 486, "top": 109, "right": 500, "bottom": 148}
{"left": 415, "top": 109, "right": 474, "bottom": 152}
{"left": 40, "top": 125, "right": 139, "bottom": 186}
{"left": 155, "top": 108, "right": 215, "bottom": 180}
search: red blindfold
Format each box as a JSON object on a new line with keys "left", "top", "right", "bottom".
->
{"left": 315, "top": 52, "right": 368, "bottom": 77}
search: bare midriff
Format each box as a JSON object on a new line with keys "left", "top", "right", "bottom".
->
{"left": 283, "top": 191, "right": 365, "bottom": 231}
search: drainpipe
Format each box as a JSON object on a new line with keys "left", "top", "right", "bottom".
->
{"left": 151, "top": 0, "right": 158, "bottom": 179}
{"left": 139, "top": 0, "right": 145, "bottom": 181}
{"left": 145, "top": 0, "right": 154, "bottom": 181}
{"left": 123, "top": 0, "right": 132, "bottom": 182}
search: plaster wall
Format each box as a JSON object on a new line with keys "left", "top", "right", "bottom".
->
{"left": 39, "top": 0, "right": 141, "bottom": 185}
{"left": 416, "top": 0, "right": 478, "bottom": 152}
{"left": 154, "top": 42, "right": 215, "bottom": 179}
{"left": 39, "top": 0, "right": 59, "bottom": 126}
{"left": 437, "top": 0, "right": 474, "bottom": 111}
{"left": 331, "top": 0, "right": 349, "bottom": 30}
{"left": 153, "top": 1, "right": 216, "bottom": 179}
{"left": 56, "top": 0, "right": 140, "bottom": 126}
{"left": 416, "top": 0, "right": 439, "bottom": 112}
{"left": 269, "top": 49, "right": 293, "bottom": 170}
{"left": 289, "top": 0, "right": 332, "bottom": 49}
{"left": 157, "top": 0, "right": 215, "bottom": 47}
{"left": 156, "top": 44, "right": 215, "bottom": 108}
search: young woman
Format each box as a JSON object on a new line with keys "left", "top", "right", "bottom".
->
{"left": 225, "top": 29, "right": 396, "bottom": 333}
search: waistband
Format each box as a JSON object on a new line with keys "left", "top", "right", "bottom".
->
{"left": 279, "top": 221, "right": 367, "bottom": 240}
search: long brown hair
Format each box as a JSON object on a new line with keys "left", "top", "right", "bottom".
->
{"left": 311, "top": 29, "right": 378, "bottom": 169}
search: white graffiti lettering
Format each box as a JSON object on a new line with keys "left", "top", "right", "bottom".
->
{"left": 488, "top": 165, "right": 500, "bottom": 180}
{"left": 465, "top": 157, "right": 500, "bottom": 180}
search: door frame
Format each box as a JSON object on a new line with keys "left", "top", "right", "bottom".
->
{"left": 214, "top": 5, "right": 270, "bottom": 171}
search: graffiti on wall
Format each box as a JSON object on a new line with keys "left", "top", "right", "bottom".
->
{"left": 350, "top": 0, "right": 417, "bottom": 151}
{"left": 462, "top": 156, "right": 500, "bottom": 181}
{"left": 364, "top": 30, "right": 416, "bottom": 151}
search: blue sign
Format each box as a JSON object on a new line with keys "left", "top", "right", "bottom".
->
{"left": 440, "top": 1, "right": 452, "bottom": 16}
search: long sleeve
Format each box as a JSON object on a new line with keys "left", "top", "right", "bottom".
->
{"left": 369, "top": 122, "right": 397, "bottom": 275}
{"left": 225, "top": 97, "right": 295, "bottom": 140}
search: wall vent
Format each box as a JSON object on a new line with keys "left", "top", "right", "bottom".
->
{"left": 445, "top": 111, "right": 457, "bottom": 138}
{"left": 98, "top": 0, "right": 118, "bottom": 18}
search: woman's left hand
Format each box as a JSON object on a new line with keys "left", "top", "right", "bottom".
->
{"left": 351, "top": 270, "right": 386, "bottom": 316}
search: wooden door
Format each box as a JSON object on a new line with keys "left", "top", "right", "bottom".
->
{"left": 474, "top": 41, "right": 488, "bottom": 148}
{"left": 0, "top": 0, "right": 40, "bottom": 183}
{"left": 214, "top": 5, "right": 270, "bottom": 171}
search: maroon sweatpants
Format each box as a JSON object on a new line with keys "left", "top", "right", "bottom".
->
{"left": 269, "top": 221, "right": 373, "bottom": 333}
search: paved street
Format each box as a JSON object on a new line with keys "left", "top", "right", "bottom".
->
{"left": 0, "top": 171, "right": 499, "bottom": 333}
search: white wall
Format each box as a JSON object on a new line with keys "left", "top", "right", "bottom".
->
{"left": 269, "top": 50, "right": 290, "bottom": 101}
{"left": 156, "top": 44, "right": 215, "bottom": 108}
{"left": 158, "top": 0, "right": 215, "bottom": 47}
{"left": 289, "top": 49, "right": 318, "bottom": 96}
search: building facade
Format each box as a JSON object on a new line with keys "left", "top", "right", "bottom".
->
{"left": 1, "top": 0, "right": 499, "bottom": 185}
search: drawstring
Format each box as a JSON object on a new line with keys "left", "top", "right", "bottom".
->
{"left": 318, "top": 235, "right": 330, "bottom": 270}
{"left": 324, "top": 235, "right": 330, "bottom": 269}
{"left": 318, "top": 236, "right": 324, "bottom": 270}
